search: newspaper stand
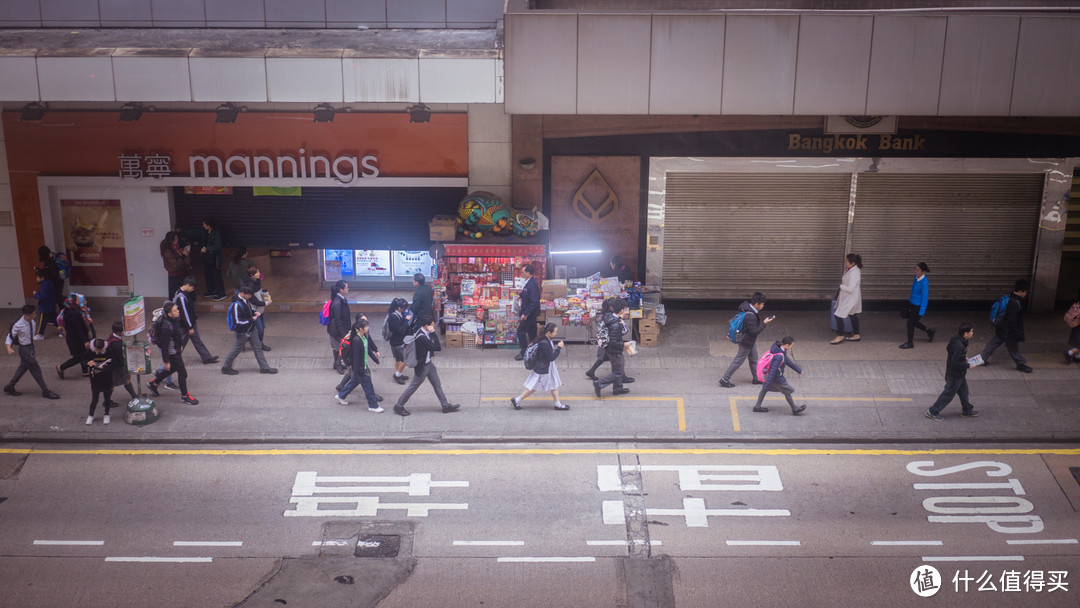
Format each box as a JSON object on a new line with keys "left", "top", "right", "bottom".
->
{"left": 121, "top": 279, "right": 161, "bottom": 425}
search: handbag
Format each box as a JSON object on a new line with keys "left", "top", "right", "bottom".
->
{"left": 900, "top": 301, "right": 914, "bottom": 320}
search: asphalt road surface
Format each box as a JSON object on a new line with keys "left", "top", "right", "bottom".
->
{"left": 2, "top": 444, "right": 1079, "bottom": 607}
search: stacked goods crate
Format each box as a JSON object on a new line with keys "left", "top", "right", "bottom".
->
{"left": 638, "top": 308, "right": 659, "bottom": 347}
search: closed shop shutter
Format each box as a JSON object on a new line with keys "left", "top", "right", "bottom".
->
{"left": 662, "top": 173, "right": 851, "bottom": 299}
{"left": 851, "top": 174, "right": 1043, "bottom": 301}
{"left": 173, "top": 186, "right": 466, "bottom": 250}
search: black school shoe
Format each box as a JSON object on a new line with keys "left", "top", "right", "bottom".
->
{"left": 393, "top": 405, "right": 411, "bottom": 416}
{"left": 441, "top": 403, "right": 461, "bottom": 413}
{"left": 147, "top": 380, "right": 160, "bottom": 396}
{"left": 4, "top": 385, "right": 21, "bottom": 396}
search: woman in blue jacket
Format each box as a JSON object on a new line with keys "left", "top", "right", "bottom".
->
{"left": 900, "top": 262, "right": 936, "bottom": 349}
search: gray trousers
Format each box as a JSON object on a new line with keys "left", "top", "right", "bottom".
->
{"left": 6, "top": 344, "right": 48, "bottom": 392}
{"left": 980, "top": 335, "right": 1026, "bottom": 366}
{"left": 753, "top": 377, "right": 797, "bottom": 410}
{"left": 721, "top": 342, "right": 759, "bottom": 382}
{"left": 596, "top": 350, "right": 625, "bottom": 391}
{"left": 184, "top": 322, "right": 215, "bottom": 363}
{"left": 222, "top": 331, "right": 270, "bottom": 370}
{"left": 394, "top": 362, "right": 449, "bottom": 408}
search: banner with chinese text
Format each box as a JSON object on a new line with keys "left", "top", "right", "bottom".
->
{"left": 60, "top": 199, "right": 128, "bottom": 286}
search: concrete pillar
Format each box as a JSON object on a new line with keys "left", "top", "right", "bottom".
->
{"left": 0, "top": 117, "right": 28, "bottom": 308}
{"left": 1031, "top": 158, "right": 1079, "bottom": 312}
{"left": 511, "top": 115, "right": 543, "bottom": 211}
{"left": 466, "top": 103, "right": 512, "bottom": 202}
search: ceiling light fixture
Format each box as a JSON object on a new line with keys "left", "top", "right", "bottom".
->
{"left": 20, "top": 102, "right": 45, "bottom": 122}
{"left": 313, "top": 104, "right": 335, "bottom": 123}
{"left": 215, "top": 103, "right": 242, "bottom": 123}
{"left": 407, "top": 104, "right": 431, "bottom": 123}
{"left": 118, "top": 103, "right": 144, "bottom": 122}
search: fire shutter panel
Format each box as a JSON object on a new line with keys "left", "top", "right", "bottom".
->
{"left": 662, "top": 173, "right": 851, "bottom": 299}
{"left": 850, "top": 174, "right": 1043, "bottom": 301}
{"left": 173, "top": 186, "right": 466, "bottom": 250}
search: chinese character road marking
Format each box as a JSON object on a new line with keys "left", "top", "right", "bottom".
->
{"left": 603, "top": 498, "right": 789, "bottom": 527}
{"left": 597, "top": 465, "right": 784, "bottom": 492}
{"left": 290, "top": 471, "right": 468, "bottom": 496}
{"left": 284, "top": 471, "right": 469, "bottom": 518}
{"left": 285, "top": 496, "right": 468, "bottom": 517}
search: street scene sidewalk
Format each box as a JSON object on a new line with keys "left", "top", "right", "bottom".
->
{"left": 2, "top": 308, "right": 1078, "bottom": 444}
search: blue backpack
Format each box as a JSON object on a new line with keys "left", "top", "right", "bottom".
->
{"left": 727, "top": 311, "right": 747, "bottom": 343}
{"left": 989, "top": 295, "right": 1011, "bottom": 326}
{"left": 227, "top": 302, "right": 239, "bottom": 331}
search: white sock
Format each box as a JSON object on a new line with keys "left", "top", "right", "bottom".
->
{"left": 394, "top": 371, "right": 402, "bottom": 377}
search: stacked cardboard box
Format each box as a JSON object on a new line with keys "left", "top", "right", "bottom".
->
{"left": 444, "top": 331, "right": 464, "bottom": 348}
{"left": 638, "top": 308, "right": 659, "bottom": 347}
{"left": 429, "top": 216, "right": 457, "bottom": 242}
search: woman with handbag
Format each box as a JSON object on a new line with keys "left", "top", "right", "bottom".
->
{"left": 899, "top": 262, "right": 936, "bottom": 349}
{"left": 830, "top": 253, "right": 863, "bottom": 344}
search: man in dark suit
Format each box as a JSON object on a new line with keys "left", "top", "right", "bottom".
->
{"left": 514, "top": 264, "right": 541, "bottom": 361}
{"left": 409, "top": 273, "right": 434, "bottom": 330}
{"left": 392, "top": 316, "right": 460, "bottom": 417}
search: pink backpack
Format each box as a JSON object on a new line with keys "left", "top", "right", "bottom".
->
{"left": 1066, "top": 302, "right": 1080, "bottom": 329}
{"left": 756, "top": 351, "right": 784, "bottom": 383}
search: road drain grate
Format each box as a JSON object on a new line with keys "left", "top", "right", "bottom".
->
{"left": 354, "top": 534, "right": 400, "bottom": 558}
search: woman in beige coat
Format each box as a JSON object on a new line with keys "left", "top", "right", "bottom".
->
{"left": 830, "top": 253, "right": 863, "bottom": 344}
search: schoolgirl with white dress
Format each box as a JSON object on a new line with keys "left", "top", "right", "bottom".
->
{"left": 511, "top": 323, "right": 569, "bottom": 411}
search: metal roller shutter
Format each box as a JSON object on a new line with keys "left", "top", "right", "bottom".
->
{"left": 663, "top": 173, "right": 851, "bottom": 299}
{"left": 851, "top": 174, "right": 1043, "bottom": 301}
{"left": 173, "top": 186, "right": 466, "bottom": 250}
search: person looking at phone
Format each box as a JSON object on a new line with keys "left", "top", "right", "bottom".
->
{"left": 719, "top": 292, "right": 775, "bottom": 389}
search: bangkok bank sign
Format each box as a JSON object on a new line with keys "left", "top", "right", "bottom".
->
{"left": 188, "top": 148, "right": 379, "bottom": 183}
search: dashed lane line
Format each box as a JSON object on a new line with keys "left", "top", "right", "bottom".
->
{"left": 33, "top": 540, "right": 104, "bottom": 546}
{"left": 497, "top": 557, "right": 596, "bottom": 563}
{"left": 3, "top": 448, "right": 1079, "bottom": 456}
{"left": 104, "top": 556, "right": 213, "bottom": 563}
{"left": 1005, "top": 539, "right": 1079, "bottom": 545}
{"left": 173, "top": 541, "right": 242, "bottom": 547}
{"left": 872, "top": 540, "right": 943, "bottom": 546}
{"left": 726, "top": 540, "right": 802, "bottom": 546}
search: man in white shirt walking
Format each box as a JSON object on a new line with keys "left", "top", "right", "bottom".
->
{"left": 4, "top": 305, "right": 61, "bottom": 399}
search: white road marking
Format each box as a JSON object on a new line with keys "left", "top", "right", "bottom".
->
{"left": 921, "top": 555, "right": 1025, "bottom": 562}
{"left": 33, "top": 540, "right": 104, "bottom": 546}
{"left": 173, "top": 541, "right": 243, "bottom": 547}
{"left": 1005, "top": 539, "right": 1079, "bottom": 545}
{"left": 726, "top": 540, "right": 801, "bottom": 546}
{"left": 497, "top": 557, "right": 596, "bottom": 563}
{"left": 453, "top": 540, "right": 525, "bottom": 546}
{"left": 105, "top": 557, "right": 213, "bottom": 563}
{"left": 312, "top": 540, "right": 350, "bottom": 547}
{"left": 871, "top": 540, "right": 943, "bottom": 546}
{"left": 586, "top": 540, "right": 662, "bottom": 546}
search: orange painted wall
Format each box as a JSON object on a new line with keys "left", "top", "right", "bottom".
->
{"left": 3, "top": 111, "right": 468, "bottom": 294}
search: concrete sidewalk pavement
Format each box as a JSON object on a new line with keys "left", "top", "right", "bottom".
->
{"left": 1, "top": 307, "right": 1077, "bottom": 444}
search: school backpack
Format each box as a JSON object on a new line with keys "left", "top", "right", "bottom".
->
{"left": 53, "top": 253, "right": 70, "bottom": 281}
{"left": 319, "top": 300, "right": 332, "bottom": 326}
{"left": 226, "top": 302, "right": 239, "bottom": 332}
{"left": 727, "top": 311, "right": 748, "bottom": 343}
{"left": 990, "top": 295, "right": 1012, "bottom": 326}
{"left": 523, "top": 342, "right": 541, "bottom": 371}
{"left": 401, "top": 330, "right": 422, "bottom": 368}
{"left": 338, "top": 332, "right": 356, "bottom": 364}
{"left": 755, "top": 351, "right": 784, "bottom": 383}
{"left": 381, "top": 313, "right": 393, "bottom": 341}
{"left": 1065, "top": 301, "right": 1080, "bottom": 329}
{"left": 596, "top": 319, "right": 609, "bottom": 347}
{"left": 147, "top": 307, "right": 164, "bottom": 342}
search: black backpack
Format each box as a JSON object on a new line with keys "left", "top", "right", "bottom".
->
{"left": 523, "top": 342, "right": 541, "bottom": 371}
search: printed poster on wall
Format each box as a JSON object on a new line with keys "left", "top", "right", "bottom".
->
{"left": 354, "top": 250, "right": 391, "bottom": 277}
{"left": 60, "top": 199, "right": 128, "bottom": 286}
